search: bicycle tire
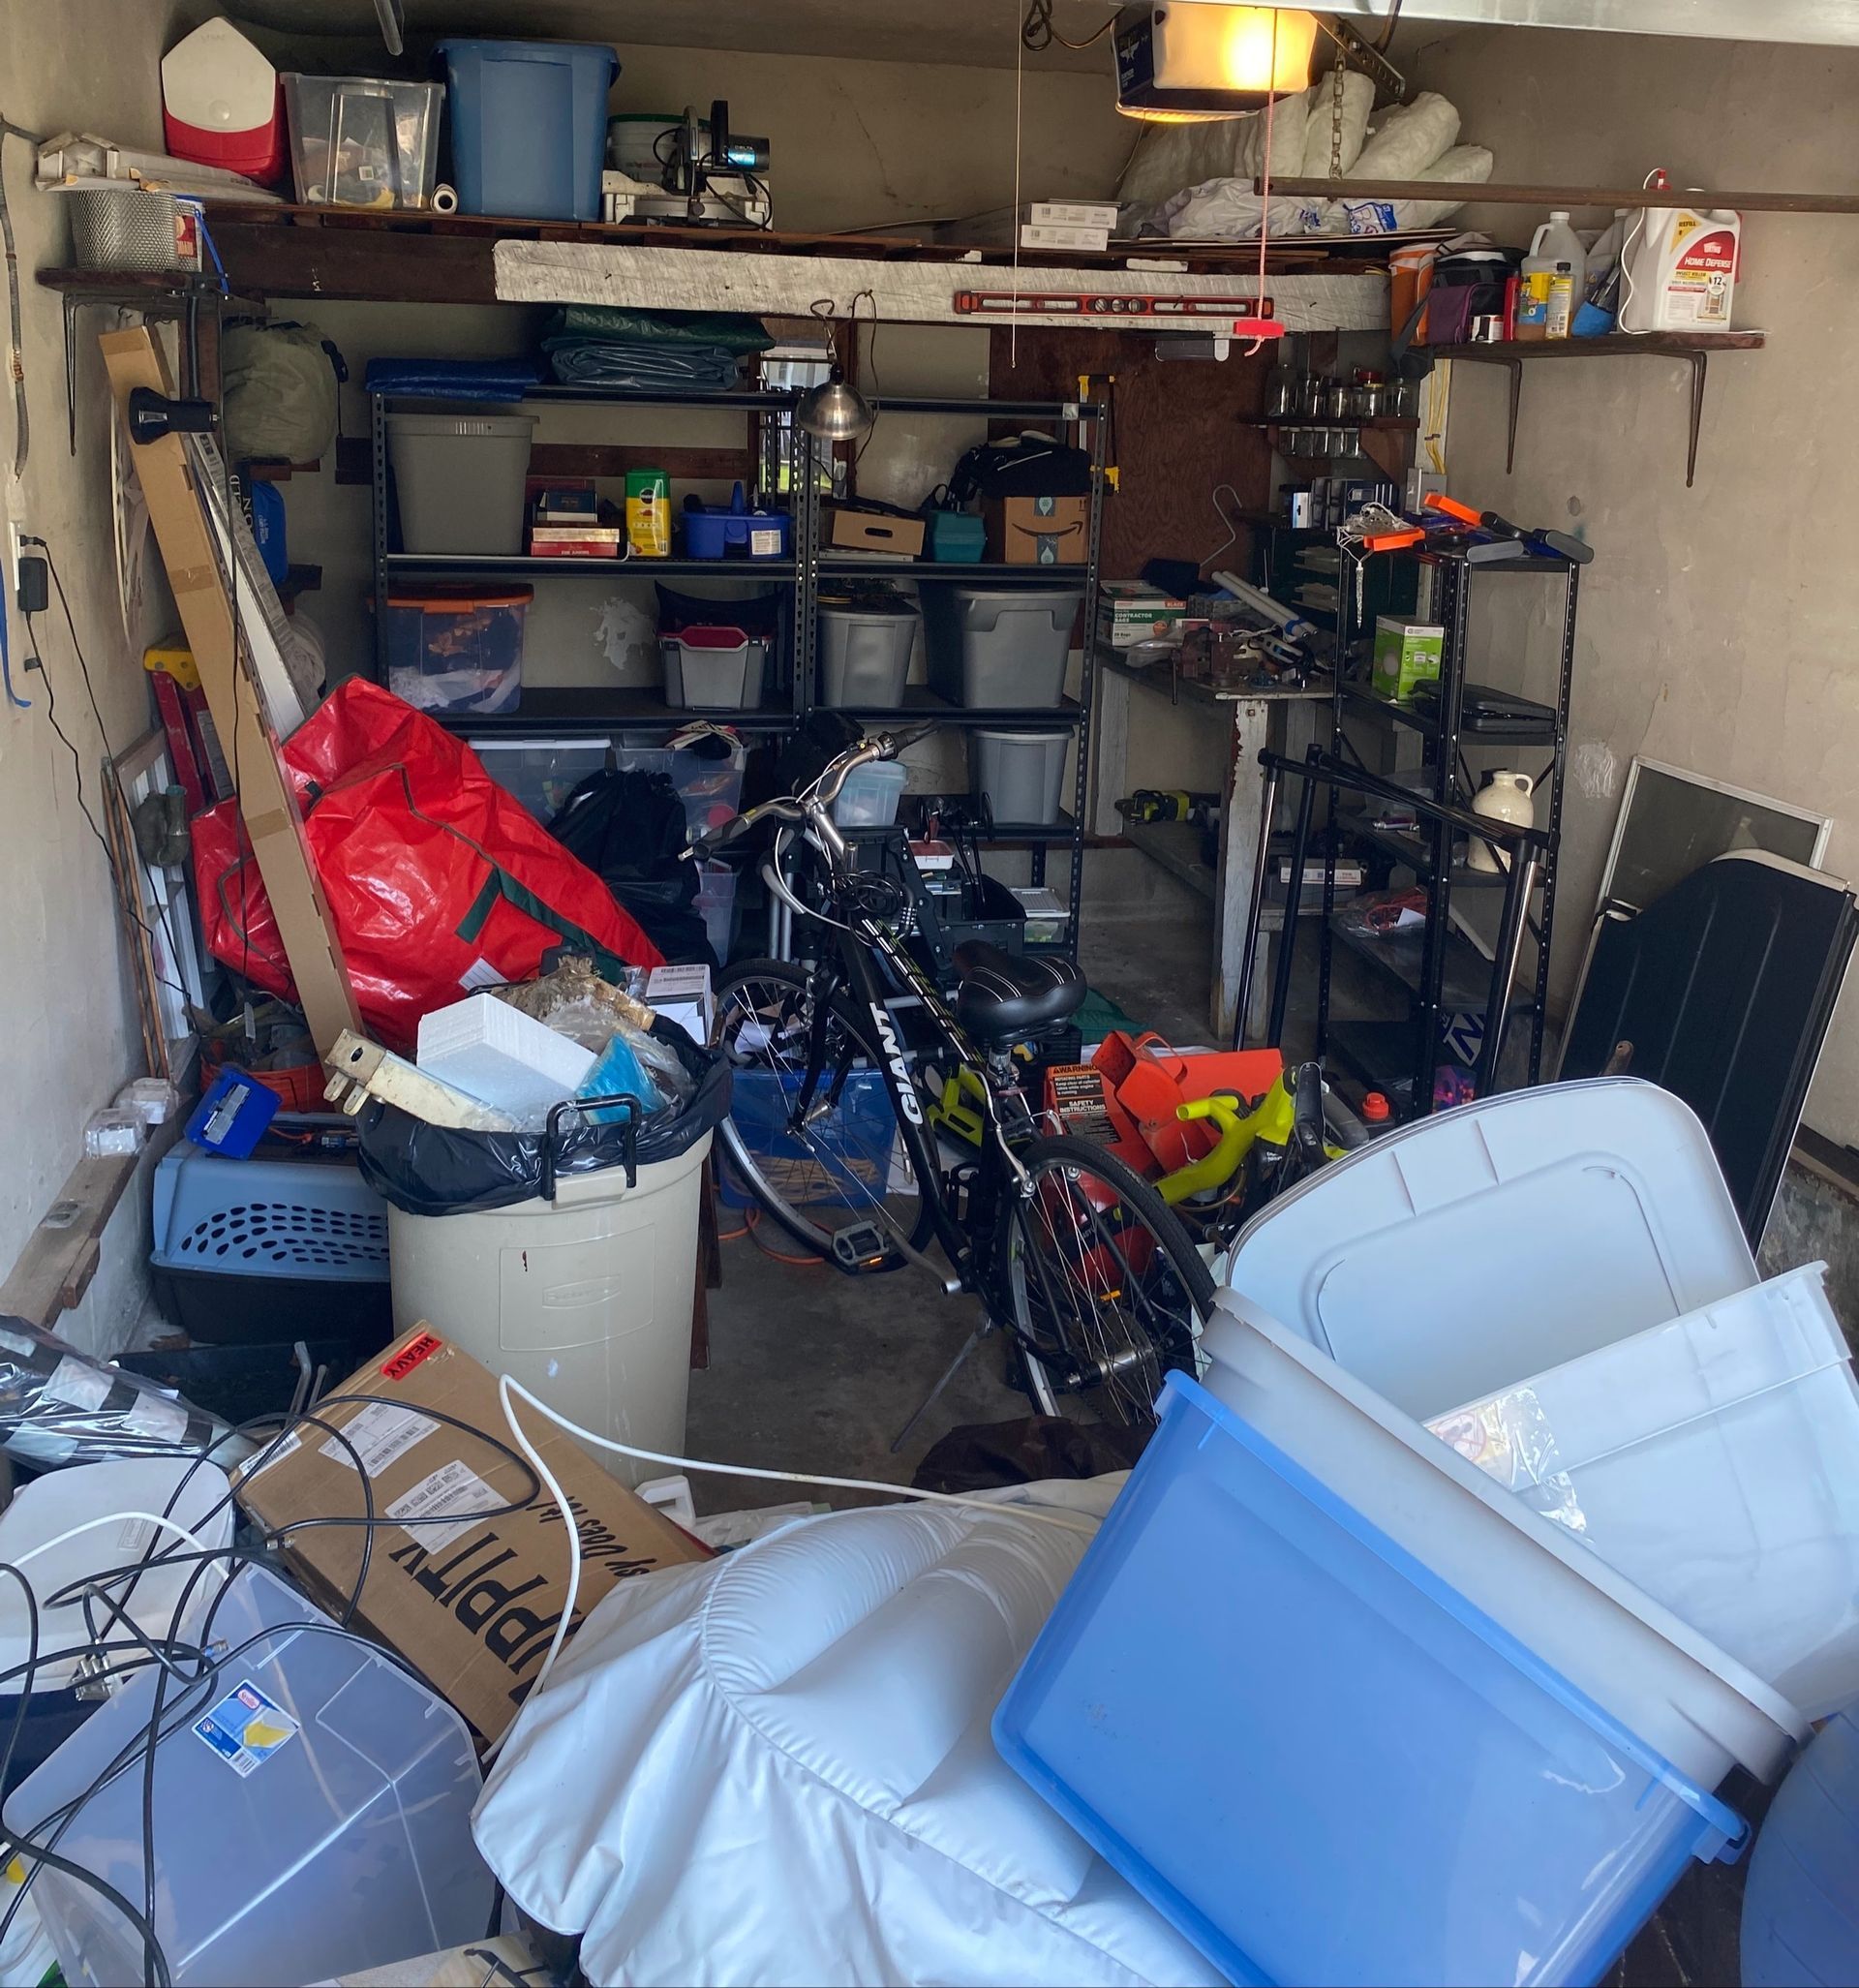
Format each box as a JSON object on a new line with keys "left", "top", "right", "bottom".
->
{"left": 998, "top": 1134, "right": 1216, "bottom": 1429}
{"left": 712, "top": 959, "right": 937, "bottom": 1263}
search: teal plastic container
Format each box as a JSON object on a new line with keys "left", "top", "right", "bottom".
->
{"left": 925, "top": 510, "right": 986, "bottom": 563}
{"left": 438, "top": 39, "right": 617, "bottom": 220}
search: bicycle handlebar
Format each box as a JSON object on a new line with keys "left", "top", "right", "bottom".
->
{"left": 683, "top": 725, "right": 935, "bottom": 860}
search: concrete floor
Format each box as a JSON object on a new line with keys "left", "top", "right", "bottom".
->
{"left": 684, "top": 902, "right": 1213, "bottom": 1512}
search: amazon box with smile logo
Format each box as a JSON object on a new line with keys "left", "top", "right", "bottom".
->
{"left": 234, "top": 1324, "right": 708, "bottom": 1743}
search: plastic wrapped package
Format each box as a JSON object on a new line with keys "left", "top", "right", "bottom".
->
{"left": 1119, "top": 88, "right": 1308, "bottom": 216}
{"left": 1298, "top": 69, "right": 1374, "bottom": 177}
{"left": 0, "top": 1317, "right": 249, "bottom": 1471}
{"left": 1427, "top": 1387, "right": 1586, "bottom": 1534}
{"left": 1318, "top": 145, "right": 1496, "bottom": 235}
{"left": 1348, "top": 90, "right": 1462, "bottom": 181}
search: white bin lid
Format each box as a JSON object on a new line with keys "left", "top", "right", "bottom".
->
{"left": 1201, "top": 1292, "right": 1808, "bottom": 1787}
{"left": 1224, "top": 1078, "right": 1757, "bottom": 1421}
{"left": 0, "top": 1457, "right": 235, "bottom": 1692}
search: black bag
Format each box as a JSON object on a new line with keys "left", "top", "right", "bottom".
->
{"left": 547, "top": 766, "right": 718, "bottom": 967}
{"left": 354, "top": 1017, "right": 730, "bottom": 1216}
{"left": 947, "top": 432, "right": 1092, "bottom": 504}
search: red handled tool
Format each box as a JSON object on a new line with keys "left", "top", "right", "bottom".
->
{"left": 1424, "top": 493, "right": 1594, "bottom": 566}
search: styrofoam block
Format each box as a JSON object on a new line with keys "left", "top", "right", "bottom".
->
{"left": 416, "top": 994, "right": 594, "bottom": 1120}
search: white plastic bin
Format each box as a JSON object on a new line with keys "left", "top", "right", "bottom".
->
{"left": 832, "top": 759, "right": 907, "bottom": 828}
{"left": 1222, "top": 1079, "right": 1759, "bottom": 1420}
{"left": 921, "top": 585, "right": 1082, "bottom": 708}
{"left": 1429, "top": 1261, "right": 1859, "bottom": 1719}
{"left": 387, "top": 1128, "right": 713, "bottom": 1487}
{"left": 819, "top": 603, "right": 919, "bottom": 706}
{"left": 7, "top": 1565, "right": 492, "bottom": 1987}
{"left": 971, "top": 729, "right": 1068, "bottom": 826}
{"left": 388, "top": 412, "right": 535, "bottom": 555}
{"left": 1203, "top": 1291, "right": 1805, "bottom": 1789}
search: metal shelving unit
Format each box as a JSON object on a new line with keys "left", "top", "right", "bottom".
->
{"left": 367, "top": 382, "right": 1107, "bottom": 963}
{"left": 1312, "top": 537, "right": 1580, "bottom": 1117}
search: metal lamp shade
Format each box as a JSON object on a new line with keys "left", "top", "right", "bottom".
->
{"left": 797, "top": 374, "right": 875, "bottom": 441}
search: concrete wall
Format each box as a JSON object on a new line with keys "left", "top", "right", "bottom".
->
{"left": 1409, "top": 24, "right": 1859, "bottom": 1143}
{"left": 0, "top": 0, "right": 206, "bottom": 1354}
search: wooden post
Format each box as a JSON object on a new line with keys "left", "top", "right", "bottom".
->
{"left": 99, "top": 326, "right": 360, "bottom": 1055}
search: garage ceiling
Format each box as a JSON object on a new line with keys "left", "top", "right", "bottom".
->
{"left": 231, "top": 0, "right": 1859, "bottom": 69}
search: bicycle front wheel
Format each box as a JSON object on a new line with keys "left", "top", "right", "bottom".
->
{"left": 712, "top": 959, "right": 936, "bottom": 1263}
{"left": 1000, "top": 1135, "right": 1215, "bottom": 1428}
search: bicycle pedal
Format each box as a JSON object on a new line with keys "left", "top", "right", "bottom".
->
{"left": 831, "top": 1222, "right": 896, "bottom": 1273}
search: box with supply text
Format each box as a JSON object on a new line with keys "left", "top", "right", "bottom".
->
{"left": 1370, "top": 616, "right": 1445, "bottom": 702}
{"left": 234, "top": 1325, "right": 709, "bottom": 1743}
{"left": 986, "top": 494, "right": 1090, "bottom": 566}
{"left": 1096, "top": 581, "right": 1186, "bottom": 650}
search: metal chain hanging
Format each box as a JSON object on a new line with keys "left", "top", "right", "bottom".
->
{"left": 1329, "top": 42, "right": 1348, "bottom": 183}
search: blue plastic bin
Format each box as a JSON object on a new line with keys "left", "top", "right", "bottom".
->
{"left": 994, "top": 1371, "right": 1746, "bottom": 1988}
{"left": 437, "top": 39, "right": 617, "bottom": 221}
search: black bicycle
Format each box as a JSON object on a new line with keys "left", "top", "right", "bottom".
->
{"left": 694, "top": 728, "right": 1215, "bottom": 1433}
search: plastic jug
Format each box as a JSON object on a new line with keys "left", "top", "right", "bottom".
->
{"left": 1621, "top": 181, "right": 1742, "bottom": 331}
{"left": 1519, "top": 212, "right": 1586, "bottom": 342}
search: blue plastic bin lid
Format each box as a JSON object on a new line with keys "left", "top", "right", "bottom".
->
{"left": 437, "top": 36, "right": 618, "bottom": 75}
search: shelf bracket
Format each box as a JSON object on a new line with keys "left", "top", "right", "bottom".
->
{"left": 1686, "top": 349, "right": 1709, "bottom": 488}
{"left": 1497, "top": 357, "right": 1522, "bottom": 475}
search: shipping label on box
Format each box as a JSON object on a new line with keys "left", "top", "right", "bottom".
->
{"left": 234, "top": 1326, "right": 708, "bottom": 1743}
{"left": 987, "top": 494, "right": 1090, "bottom": 566}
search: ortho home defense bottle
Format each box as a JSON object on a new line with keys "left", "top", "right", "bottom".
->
{"left": 1621, "top": 174, "right": 1741, "bottom": 331}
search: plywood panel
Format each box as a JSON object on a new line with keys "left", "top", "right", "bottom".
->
{"left": 987, "top": 330, "right": 1274, "bottom": 579}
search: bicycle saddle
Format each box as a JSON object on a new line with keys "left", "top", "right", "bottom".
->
{"left": 952, "top": 940, "right": 1086, "bottom": 1041}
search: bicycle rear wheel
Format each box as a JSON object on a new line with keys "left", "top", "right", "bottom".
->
{"left": 713, "top": 959, "right": 935, "bottom": 1262}
{"left": 1000, "top": 1135, "right": 1215, "bottom": 1428}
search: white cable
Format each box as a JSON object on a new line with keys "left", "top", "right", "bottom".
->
{"left": 494, "top": 1376, "right": 1099, "bottom": 1713}
{"left": 10, "top": 1514, "right": 211, "bottom": 1575}
{"left": 486, "top": 1377, "right": 581, "bottom": 1763}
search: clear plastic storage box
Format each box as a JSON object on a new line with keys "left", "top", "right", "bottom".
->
{"left": 383, "top": 585, "right": 531, "bottom": 716}
{"left": 6, "top": 1565, "right": 493, "bottom": 1987}
{"left": 469, "top": 738, "right": 746, "bottom": 836}
{"left": 283, "top": 75, "right": 442, "bottom": 208}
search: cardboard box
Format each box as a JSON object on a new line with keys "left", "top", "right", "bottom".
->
{"left": 234, "top": 1325, "right": 708, "bottom": 1743}
{"left": 986, "top": 494, "right": 1090, "bottom": 566}
{"left": 1020, "top": 223, "right": 1109, "bottom": 254}
{"left": 1096, "top": 581, "right": 1186, "bottom": 649}
{"left": 822, "top": 505, "right": 926, "bottom": 559}
{"left": 640, "top": 963, "right": 714, "bottom": 1046}
{"left": 1030, "top": 199, "right": 1121, "bottom": 230}
{"left": 1371, "top": 616, "right": 1446, "bottom": 702}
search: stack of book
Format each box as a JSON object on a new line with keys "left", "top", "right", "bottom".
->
{"left": 527, "top": 480, "right": 624, "bottom": 559}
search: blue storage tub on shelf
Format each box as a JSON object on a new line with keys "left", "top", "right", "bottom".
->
{"left": 682, "top": 484, "right": 792, "bottom": 562}
{"left": 437, "top": 38, "right": 617, "bottom": 221}
{"left": 994, "top": 1368, "right": 1750, "bottom": 1988}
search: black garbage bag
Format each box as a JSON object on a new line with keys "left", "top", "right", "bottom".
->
{"left": 548, "top": 766, "right": 717, "bottom": 967}
{"left": 355, "top": 1017, "right": 730, "bottom": 1217}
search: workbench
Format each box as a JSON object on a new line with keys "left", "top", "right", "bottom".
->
{"left": 1094, "top": 653, "right": 1332, "bottom": 1045}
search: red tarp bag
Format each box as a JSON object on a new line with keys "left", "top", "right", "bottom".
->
{"left": 192, "top": 678, "right": 662, "bottom": 1050}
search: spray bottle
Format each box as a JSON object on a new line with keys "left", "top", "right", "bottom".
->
{"left": 1621, "top": 171, "right": 1742, "bottom": 331}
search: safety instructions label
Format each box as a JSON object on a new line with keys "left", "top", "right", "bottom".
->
{"left": 193, "top": 1679, "right": 300, "bottom": 1778}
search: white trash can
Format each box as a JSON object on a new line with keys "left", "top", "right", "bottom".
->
{"left": 387, "top": 1129, "right": 712, "bottom": 1487}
